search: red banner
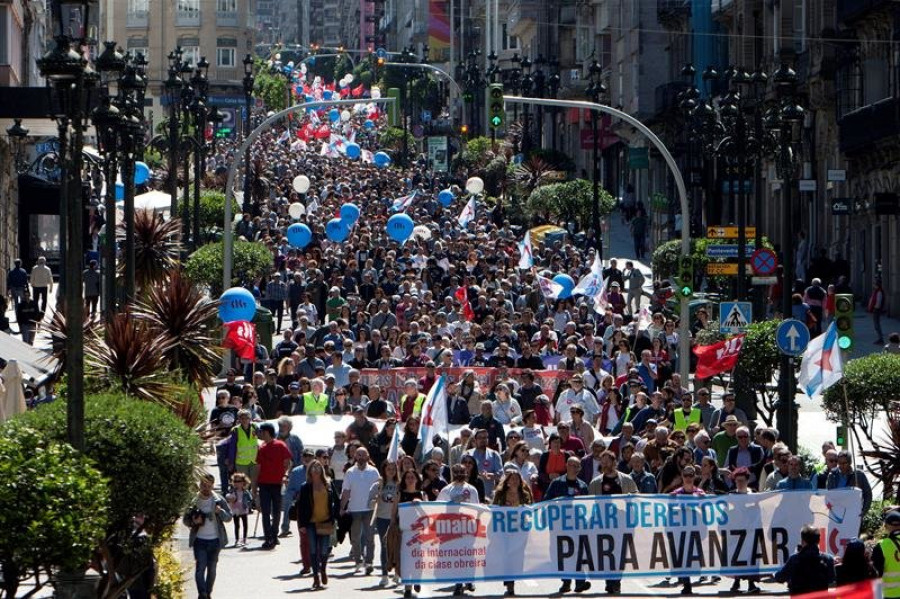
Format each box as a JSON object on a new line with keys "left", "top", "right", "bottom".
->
{"left": 693, "top": 334, "right": 745, "bottom": 379}
{"left": 455, "top": 287, "right": 474, "bottom": 321}
{"left": 223, "top": 321, "right": 257, "bottom": 360}
{"left": 794, "top": 581, "right": 880, "bottom": 599}
{"left": 360, "top": 367, "right": 570, "bottom": 406}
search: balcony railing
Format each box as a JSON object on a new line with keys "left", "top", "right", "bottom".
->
{"left": 126, "top": 9, "right": 148, "bottom": 27}
{"left": 838, "top": 96, "right": 900, "bottom": 153}
{"left": 216, "top": 10, "right": 238, "bottom": 26}
{"left": 176, "top": 9, "right": 201, "bottom": 26}
{"left": 837, "top": 0, "right": 892, "bottom": 24}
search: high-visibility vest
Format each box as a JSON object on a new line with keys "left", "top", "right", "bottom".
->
{"left": 881, "top": 538, "right": 900, "bottom": 598}
{"left": 235, "top": 426, "right": 258, "bottom": 465}
{"left": 408, "top": 394, "right": 426, "bottom": 417}
{"left": 673, "top": 409, "right": 701, "bottom": 432}
{"left": 303, "top": 392, "right": 329, "bottom": 414}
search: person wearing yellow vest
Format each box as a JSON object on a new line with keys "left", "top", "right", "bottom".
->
{"left": 299, "top": 378, "right": 330, "bottom": 415}
{"left": 671, "top": 393, "right": 701, "bottom": 432}
{"left": 874, "top": 511, "right": 900, "bottom": 597}
{"left": 227, "top": 410, "right": 259, "bottom": 502}
{"left": 399, "top": 379, "right": 425, "bottom": 422}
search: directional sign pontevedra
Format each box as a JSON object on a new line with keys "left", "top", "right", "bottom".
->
{"left": 705, "top": 244, "right": 756, "bottom": 258}
{"left": 776, "top": 318, "right": 811, "bottom": 356}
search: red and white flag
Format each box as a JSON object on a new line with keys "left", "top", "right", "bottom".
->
{"left": 794, "top": 581, "right": 881, "bottom": 599}
{"left": 692, "top": 334, "right": 745, "bottom": 379}
{"left": 223, "top": 321, "right": 257, "bottom": 360}
{"left": 454, "top": 286, "right": 474, "bottom": 321}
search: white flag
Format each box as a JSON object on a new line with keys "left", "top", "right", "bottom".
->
{"left": 536, "top": 272, "right": 564, "bottom": 300}
{"left": 458, "top": 196, "right": 476, "bottom": 228}
{"left": 798, "top": 322, "right": 844, "bottom": 400}
{"left": 593, "top": 278, "right": 610, "bottom": 313}
{"left": 589, "top": 251, "right": 603, "bottom": 275}
{"left": 418, "top": 375, "right": 449, "bottom": 456}
{"left": 637, "top": 306, "right": 653, "bottom": 331}
{"left": 518, "top": 231, "right": 534, "bottom": 270}
{"left": 573, "top": 271, "right": 604, "bottom": 297}
{"left": 386, "top": 418, "right": 402, "bottom": 462}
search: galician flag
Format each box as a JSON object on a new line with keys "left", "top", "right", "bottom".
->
{"left": 418, "top": 375, "right": 449, "bottom": 456}
{"left": 798, "top": 321, "right": 844, "bottom": 400}
{"left": 386, "top": 418, "right": 402, "bottom": 462}
{"left": 589, "top": 251, "right": 603, "bottom": 275}
{"left": 535, "top": 271, "right": 565, "bottom": 300}
{"left": 593, "top": 278, "right": 610, "bottom": 313}
{"left": 518, "top": 231, "right": 534, "bottom": 270}
{"left": 391, "top": 189, "right": 418, "bottom": 212}
{"left": 458, "top": 196, "right": 476, "bottom": 228}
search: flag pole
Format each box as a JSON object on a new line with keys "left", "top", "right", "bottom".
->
{"left": 841, "top": 380, "right": 857, "bottom": 469}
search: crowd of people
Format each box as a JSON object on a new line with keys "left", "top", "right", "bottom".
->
{"left": 172, "top": 103, "right": 892, "bottom": 599}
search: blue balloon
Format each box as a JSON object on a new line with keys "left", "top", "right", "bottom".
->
{"left": 134, "top": 161, "right": 150, "bottom": 185}
{"left": 438, "top": 189, "right": 454, "bottom": 207}
{"left": 553, "top": 274, "right": 576, "bottom": 300}
{"left": 219, "top": 287, "right": 257, "bottom": 323}
{"left": 286, "top": 223, "right": 312, "bottom": 249}
{"left": 115, "top": 181, "right": 124, "bottom": 201}
{"left": 322, "top": 90, "right": 332, "bottom": 100}
{"left": 364, "top": 120, "right": 375, "bottom": 130}
{"left": 305, "top": 94, "right": 314, "bottom": 102}
{"left": 328, "top": 108, "right": 340, "bottom": 122}
{"left": 374, "top": 151, "right": 391, "bottom": 168}
{"left": 345, "top": 143, "right": 361, "bottom": 159}
{"left": 386, "top": 213, "right": 414, "bottom": 243}
{"left": 325, "top": 218, "right": 350, "bottom": 242}
{"left": 340, "top": 203, "right": 360, "bottom": 224}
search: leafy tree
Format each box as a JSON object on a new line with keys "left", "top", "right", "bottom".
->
{"left": 378, "top": 126, "right": 416, "bottom": 153}
{"left": 333, "top": 53, "right": 353, "bottom": 81}
{"left": 526, "top": 179, "right": 615, "bottom": 230}
{"left": 528, "top": 148, "right": 575, "bottom": 173}
{"left": 731, "top": 320, "right": 784, "bottom": 426}
{"left": 0, "top": 431, "right": 109, "bottom": 598}
{"left": 198, "top": 190, "right": 240, "bottom": 244}
{"left": 652, "top": 236, "right": 774, "bottom": 286}
{"left": 3, "top": 394, "right": 201, "bottom": 598}
{"left": 253, "top": 60, "right": 289, "bottom": 112}
{"left": 184, "top": 239, "right": 273, "bottom": 296}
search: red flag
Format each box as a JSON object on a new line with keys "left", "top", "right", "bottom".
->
{"left": 223, "top": 321, "right": 257, "bottom": 360}
{"left": 793, "top": 581, "right": 880, "bottom": 599}
{"left": 352, "top": 83, "right": 365, "bottom": 98}
{"left": 692, "top": 334, "right": 745, "bottom": 379}
{"left": 454, "top": 287, "right": 474, "bottom": 321}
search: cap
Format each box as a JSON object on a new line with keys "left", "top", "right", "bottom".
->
{"left": 570, "top": 405, "right": 585, "bottom": 414}
{"left": 475, "top": 343, "right": 486, "bottom": 350}
{"left": 265, "top": 368, "right": 277, "bottom": 375}
{"left": 353, "top": 405, "right": 365, "bottom": 414}
{"left": 885, "top": 511, "right": 900, "bottom": 525}
{"left": 723, "top": 415, "right": 740, "bottom": 425}
{"left": 289, "top": 382, "right": 301, "bottom": 389}
{"left": 315, "top": 449, "right": 329, "bottom": 458}
{"left": 324, "top": 373, "right": 336, "bottom": 381}
{"left": 302, "top": 449, "right": 315, "bottom": 457}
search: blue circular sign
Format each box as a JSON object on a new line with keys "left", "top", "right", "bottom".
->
{"left": 776, "top": 319, "right": 811, "bottom": 356}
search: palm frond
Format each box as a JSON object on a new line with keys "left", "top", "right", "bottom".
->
{"left": 43, "top": 306, "right": 101, "bottom": 377}
{"left": 133, "top": 272, "right": 222, "bottom": 389}
{"left": 118, "top": 209, "right": 182, "bottom": 291}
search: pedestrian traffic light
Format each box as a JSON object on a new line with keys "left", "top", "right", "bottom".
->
{"left": 387, "top": 87, "right": 400, "bottom": 126}
{"left": 835, "top": 293, "right": 854, "bottom": 350}
{"left": 836, "top": 424, "right": 847, "bottom": 448}
{"left": 677, "top": 256, "right": 694, "bottom": 299}
{"left": 487, "top": 83, "right": 505, "bottom": 130}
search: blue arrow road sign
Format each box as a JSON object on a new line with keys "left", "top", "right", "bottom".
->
{"left": 706, "top": 244, "right": 756, "bottom": 258}
{"left": 776, "top": 319, "right": 811, "bottom": 356}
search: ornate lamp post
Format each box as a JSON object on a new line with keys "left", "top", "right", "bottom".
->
{"left": 586, "top": 59, "right": 607, "bottom": 257}
{"left": 190, "top": 57, "right": 210, "bottom": 250}
{"left": 164, "top": 48, "right": 185, "bottom": 219}
{"left": 119, "top": 55, "right": 148, "bottom": 301}
{"left": 38, "top": 0, "right": 101, "bottom": 451}
{"left": 242, "top": 53, "right": 254, "bottom": 213}
{"left": 519, "top": 56, "right": 533, "bottom": 153}
{"left": 6, "top": 119, "right": 30, "bottom": 171}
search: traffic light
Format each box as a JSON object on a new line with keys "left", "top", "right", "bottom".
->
{"left": 836, "top": 424, "right": 847, "bottom": 448}
{"left": 487, "top": 83, "right": 505, "bottom": 130}
{"left": 676, "top": 256, "right": 694, "bottom": 299}
{"left": 387, "top": 87, "right": 400, "bottom": 126}
{"left": 460, "top": 124, "right": 469, "bottom": 136}
{"left": 834, "top": 293, "right": 855, "bottom": 350}
{"left": 377, "top": 56, "right": 385, "bottom": 67}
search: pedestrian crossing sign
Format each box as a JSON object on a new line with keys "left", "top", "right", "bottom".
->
{"left": 719, "top": 301, "right": 752, "bottom": 334}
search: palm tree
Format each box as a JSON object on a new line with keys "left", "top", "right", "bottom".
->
{"left": 119, "top": 209, "right": 182, "bottom": 292}
{"left": 134, "top": 271, "right": 221, "bottom": 390}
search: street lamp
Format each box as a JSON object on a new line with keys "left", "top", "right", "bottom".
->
{"left": 242, "top": 53, "right": 255, "bottom": 214}
{"left": 548, "top": 58, "right": 561, "bottom": 151}
{"left": 190, "top": 57, "right": 210, "bottom": 250}
{"left": 586, "top": 59, "right": 607, "bottom": 257}
{"left": 164, "top": 49, "right": 185, "bottom": 220}
{"left": 38, "top": 0, "right": 101, "bottom": 451}
{"left": 519, "top": 56, "right": 533, "bottom": 153}
{"left": 6, "top": 119, "right": 30, "bottom": 171}
{"left": 119, "top": 54, "right": 148, "bottom": 302}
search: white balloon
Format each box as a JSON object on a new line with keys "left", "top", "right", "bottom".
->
{"left": 288, "top": 202, "right": 305, "bottom": 219}
{"left": 345, "top": 73, "right": 354, "bottom": 83}
{"left": 300, "top": 63, "right": 308, "bottom": 74}
{"left": 466, "top": 177, "right": 485, "bottom": 195}
{"left": 412, "top": 225, "right": 432, "bottom": 241}
{"left": 266, "top": 110, "right": 275, "bottom": 117}
{"left": 340, "top": 110, "right": 351, "bottom": 122}
{"left": 292, "top": 175, "right": 311, "bottom": 194}
{"left": 370, "top": 87, "right": 381, "bottom": 99}
{"left": 275, "top": 53, "right": 282, "bottom": 60}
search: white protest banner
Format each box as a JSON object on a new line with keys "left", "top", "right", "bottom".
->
{"left": 398, "top": 490, "right": 861, "bottom": 583}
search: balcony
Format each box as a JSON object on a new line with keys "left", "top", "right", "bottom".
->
{"left": 176, "top": 9, "right": 201, "bottom": 27}
{"left": 654, "top": 81, "right": 689, "bottom": 117}
{"left": 658, "top": 0, "right": 690, "bottom": 26}
{"left": 507, "top": 0, "right": 541, "bottom": 38}
{"left": 216, "top": 10, "right": 238, "bottom": 26}
{"left": 837, "top": 0, "right": 893, "bottom": 24}
{"left": 838, "top": 96, "right": 900, "bottom": 154}
{"left": 127, "top": 9, "right": 148, "bottom": 27}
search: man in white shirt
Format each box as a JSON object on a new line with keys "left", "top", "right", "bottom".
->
{"left": 29, "top": 256, "right": 53, "bottom": 314}
{"left": 555, "top": 374, "right": 600, "bottom": 424}
{"left": 340, "top": 447, "right": 380, "bottom": 574}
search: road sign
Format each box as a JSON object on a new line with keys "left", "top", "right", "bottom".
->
{"left": 832, "top": 198, "right": 852, "bottom": 215}
{"left": 752, "top": 276, "right": 777, "bottom": 285}
{"left": 827, "top": 169, "right": 846, "bottom": 182}
{"left": 799, "top": 180, "right": 818, "bottom": 192}
{"left": 707, "top": 226, "right": 757, "bottom": 239}
{"left": 720, "top": 301, "right": 752, "bottom": 334}
{"left": 376, "top": 47, "right": 388, "bottom": 59}
{"left": 628, "top": 147, "right": 649, "bottom": 169}
{"left": 705, "top": 244, "right": 756, "bottom": 258}
{"left": 750, "top": 248, "right": 778, "bottom": 276}
{"left": 776, "top": 319, "right": 811, "bottom": 356}
{"left": 707, "top": 263, "right": 739, "bottom": 275}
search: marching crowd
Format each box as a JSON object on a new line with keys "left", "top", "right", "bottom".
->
{"left": 171, "top": 108, "right": 894, "bottom": 599}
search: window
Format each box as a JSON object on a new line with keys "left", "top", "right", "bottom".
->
{"left": 127, "top": 45, "right": 149, "bottom": 63}
{"left": 793, "top": 0, "right": 806, "bottom": 53}
{"left": 217, "top": 47, "right": 236, "bottom": 67}
{"left": 129, "top": 0, "right": 148, "bottom": 11}
{"left": 181, "top": 46, "right": 200, "bottom": 67}
{"left": 501, "top": 24, "right": 518, "bottom": 51}
{"left": 178, "top": 0, "right": 199, "bottom": 12}
{"left": 217, "top": 0, "right": 237, "bottom": 10}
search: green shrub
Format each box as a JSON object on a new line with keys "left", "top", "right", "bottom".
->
{"left": 823, "top": 353, "right": 900, "bottom": 424}
{"left": 198, "top": 191, "right": 240, "bottom": 244}
{"left": 3, "top": 393, "right": 201, "bottom": 535}
{"left": 0, "top": 430, "right": 109, "bottom": 598}
{"left": 861, "top": 500, "right": 895, "bottom": 540}
{"left": 526, "top": 179, "right": 615, "bottom": 230}
{"left": 185, "top": 239, "right": 273, "bottom": 296}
